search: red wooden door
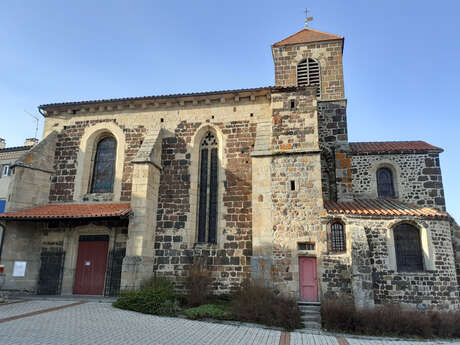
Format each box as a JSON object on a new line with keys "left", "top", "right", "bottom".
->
{"left": 74, "top": 236, "right": 109, "bottom": 295}
{"left": 299, "top": 257, "right": 318, "bottom": 301}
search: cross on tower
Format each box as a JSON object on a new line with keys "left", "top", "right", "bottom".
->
{"left": 304, "top": 8, "right": 314, "bottom": 28}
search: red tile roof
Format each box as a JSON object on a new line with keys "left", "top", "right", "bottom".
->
{"left": 0, "top": 203, "right": 131, "bottom": 220}
{"left": 324, "top": 199, "right": 448, "bottom": 218}
{"left": 349, "top": 141, "right": 443, "bottom": 154}
{"left": 273, "top": 28, "right": 343, "bottom": 47}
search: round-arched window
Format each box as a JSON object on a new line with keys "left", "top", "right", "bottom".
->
{"left": 377, "top": 167, "right": 395, "bottom": 198}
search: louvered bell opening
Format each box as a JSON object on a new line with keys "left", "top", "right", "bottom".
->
{"left": 297, "top": 58, "right": 321, "bottom": 98}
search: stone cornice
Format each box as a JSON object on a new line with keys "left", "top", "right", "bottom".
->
{"left": 38, "top": 87, "right": 273, "bottom": 117}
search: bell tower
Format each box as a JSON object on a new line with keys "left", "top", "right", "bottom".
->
{"left": 271, "top": 28, "right": 345, "bottom": 101}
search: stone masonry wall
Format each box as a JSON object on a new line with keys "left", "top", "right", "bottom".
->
{"left": 317, "top": 99, "right": 348, "bottom": 201}
{"left": 154, "top": 120, "right": 257, "bottom": 293}
{"left": 361, "top": 217, "right": 458, "bottom": 309}
{"left": 350, "top": 152, "right": 446, "bottom": 211}
{"left": 271, "top": 40, "right": 344, "bottom": 100}
{"left": 271, "top": 153, "right": 324, "bottom": 298}
{"left": 49, "top": 119, "right": 146, "bottom": 203}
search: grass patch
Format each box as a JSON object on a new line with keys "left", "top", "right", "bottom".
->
{"left": 184, "top": 304, "right": 233, "bottom": 320}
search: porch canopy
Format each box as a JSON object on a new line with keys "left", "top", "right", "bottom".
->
{"left": 0, "top": 203, "right": 131, "bottom": 221}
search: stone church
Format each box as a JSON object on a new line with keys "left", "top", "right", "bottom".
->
{"left": 0, "top": 27, "right": 459, "bottom": 310}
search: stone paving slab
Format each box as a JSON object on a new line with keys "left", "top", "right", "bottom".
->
{"left": 0, "top": 302, "right": 281, "bottom": 345}
{"left": 346, "top": 338, "right": 460, "bottom": 345}
{"left": 0, "top": 300, "right": 73, "bottom": 319}
{"left": 291, "top": 333, "right": 339, "bottom": 345}
{"left": 0, "top": 300, "right": 459, "bottom": 345}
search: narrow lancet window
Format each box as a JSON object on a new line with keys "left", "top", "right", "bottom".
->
{"left": 197, "top": 132, "right": 218, "bottom": 243}
{"left": 91, "top": 137, "right": 117, "bottom": 193}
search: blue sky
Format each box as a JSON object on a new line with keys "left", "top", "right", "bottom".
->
{"left": 1, "top": 1, "right": 459, "bottom": 219}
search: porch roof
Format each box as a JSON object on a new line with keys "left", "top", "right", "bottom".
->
{"left": 324, "top": 199, "right": 448, "bottom": 218}
{"left": 0, "top": 203, "right": 131, "bottom": 221}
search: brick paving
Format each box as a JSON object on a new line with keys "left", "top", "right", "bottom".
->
{"left": 0, "top": 300, "right": 458, "bottom": 345}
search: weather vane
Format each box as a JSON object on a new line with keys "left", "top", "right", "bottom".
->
{"left": 304, "top": 8, "right": 314, "bottom": 28}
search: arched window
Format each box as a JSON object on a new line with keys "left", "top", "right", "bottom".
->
{"left": 331, "top": 221, "right": 346, "bottom": 252}
{"left": 394, "top": 223, "right": 423, "bottom": 272}
{"left": 377, "top": 167, "right": 395, "bottom": 198}
{"left": 197, "top": 132, "right": 218, "bottom": 244}
{"left": 297, "top": 58, "right": 321, "bottom": 98}
{"left": 90, "top": 136, "right": 117, "bottom": 193}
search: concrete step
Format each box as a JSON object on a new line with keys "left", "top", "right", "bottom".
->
{"left": 297, "top": 300, "right": 321, "bottom": 306}
{"left": 302, "top": 321, "right": 321, "bottom": 329}
{"left": 298, "top": 305, "right": 321, "bottom": 312}
{"left": 298, "top": 301, "right": 321, "bottom": 330}
{"left": 301, "top": 314, "right": 321, "bottom": 322}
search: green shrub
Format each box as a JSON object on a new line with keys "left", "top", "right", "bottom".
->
{"left": 231, "top": 281, "right": 303, "bottom": 331}
{"left": 113, "top": 277, "right": 178, "bottom": 317}
{"left": 321, "top": 296, "right": 460, "bottom": 338}
{"left": 184, "top": 304, "right": 233, "bottom": 320}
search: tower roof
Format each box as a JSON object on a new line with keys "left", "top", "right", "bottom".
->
{"left": 272, "top": 28, "right": 343, "bottom": 47}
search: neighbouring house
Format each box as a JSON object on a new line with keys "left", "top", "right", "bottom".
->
{"left": 0, "top": 27, "right": 458, "bottom": 310}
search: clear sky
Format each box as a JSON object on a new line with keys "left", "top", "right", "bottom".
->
{"left": 0, "top": 1, "right": 459, "bottom": 219}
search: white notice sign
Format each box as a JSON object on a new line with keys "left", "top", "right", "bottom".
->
{"left": 12, "top": 261, "right": 27, "bottom": 277}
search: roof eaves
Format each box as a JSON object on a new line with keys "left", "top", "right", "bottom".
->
{"left": 38, "top": 86, "right": 273, "bottom": 114}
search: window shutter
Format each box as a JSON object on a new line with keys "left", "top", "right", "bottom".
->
{"left": 297, "top": 58, "right": 321, "bottom": 98}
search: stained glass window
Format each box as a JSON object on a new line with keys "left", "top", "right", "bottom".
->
{"left": 394, "top": 224, "right": 424, "bottom": 272}
{"left": 197, "top": 132, "right": 218, "bottom": 244}
{"left": 377, "top": 168, "right": 395, "bottom": 198}
{"left": 331, "top": 222, "right": 346, "bottom": 252}
{"left": 91, "top": 137, "right": 116, "bottom": 193}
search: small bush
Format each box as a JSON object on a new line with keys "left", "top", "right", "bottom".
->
{"left": 231, "top": 281, "right": 303, "bottom": 331}
{"left": 185, "top": 259, "right": 212, "bottom": 306}
{"left": 321, "top": 296, "right": 460, "bottom": 338}
{"left": 113, "top": 277, "right": 178, "bottom": 317}
{"left": 184, "top": 304, "right": 233, "bottom": 320}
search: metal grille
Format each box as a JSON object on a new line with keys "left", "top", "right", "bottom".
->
{"left": 91, "top": 137, "right": 117, "bottom": 193}
{"left": 297, "top": 58, "right": 321, "bottom": 98}
{"left": 298, "top": 242, "right": 315, "bottom": 250}
{"left": 104, "top": 248, "right": 126, "bottom": 296}
{"left": 197, "top": 132, "right": 218, "bottom": 244}
{"left": 37, "top": 250, "right": 65, "bottom": 295}
{"left": 394, "top": 224, "right": 423, "bottom": 272}
{"left": 331, "top": 222, "right": 346, "bottom": 252}
{"left": 377, "top": 168, "right": 395, "bottom": 198}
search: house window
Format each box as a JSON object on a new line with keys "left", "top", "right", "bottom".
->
{"left": 90, "top": 136, "right": 117, "bottom": 193}
{"left": 297, "top": 58, "right": 321, "bottom": 98}
{"left": 331, "top": 222, "right": 346, "bottom": 252}
{"left": 1, "top": 164, "right": 11, "bottom": 177}
{"left": 197, "top": 131, "right": 218, "bottom": 244}
{"left": 394, "top": 223, "right": 424, "bottom": 272}
{"left": 377, "top": 167, "right": 395, "bottom": 198}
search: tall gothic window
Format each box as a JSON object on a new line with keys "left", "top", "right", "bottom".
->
{"left": 377, "top": 167, "right": 395, "bottom": 198}
{"left": 91, "top": 136, "right": 117, "bottom": 193}
{"left": 197, "top": 132, "right": 218, "bottom": 244}
{"left": 394, "top": 223, "right": 424, "bottom": 272}
{"left": 331, "top": 221, "right": 346, "bottom": 252}
{"left": 297, "top": 58, "right": 321, "bottom": 98}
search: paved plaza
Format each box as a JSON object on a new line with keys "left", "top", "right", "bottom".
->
{"left": 0, "top": 299, "right": 457, "bottom": 345}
